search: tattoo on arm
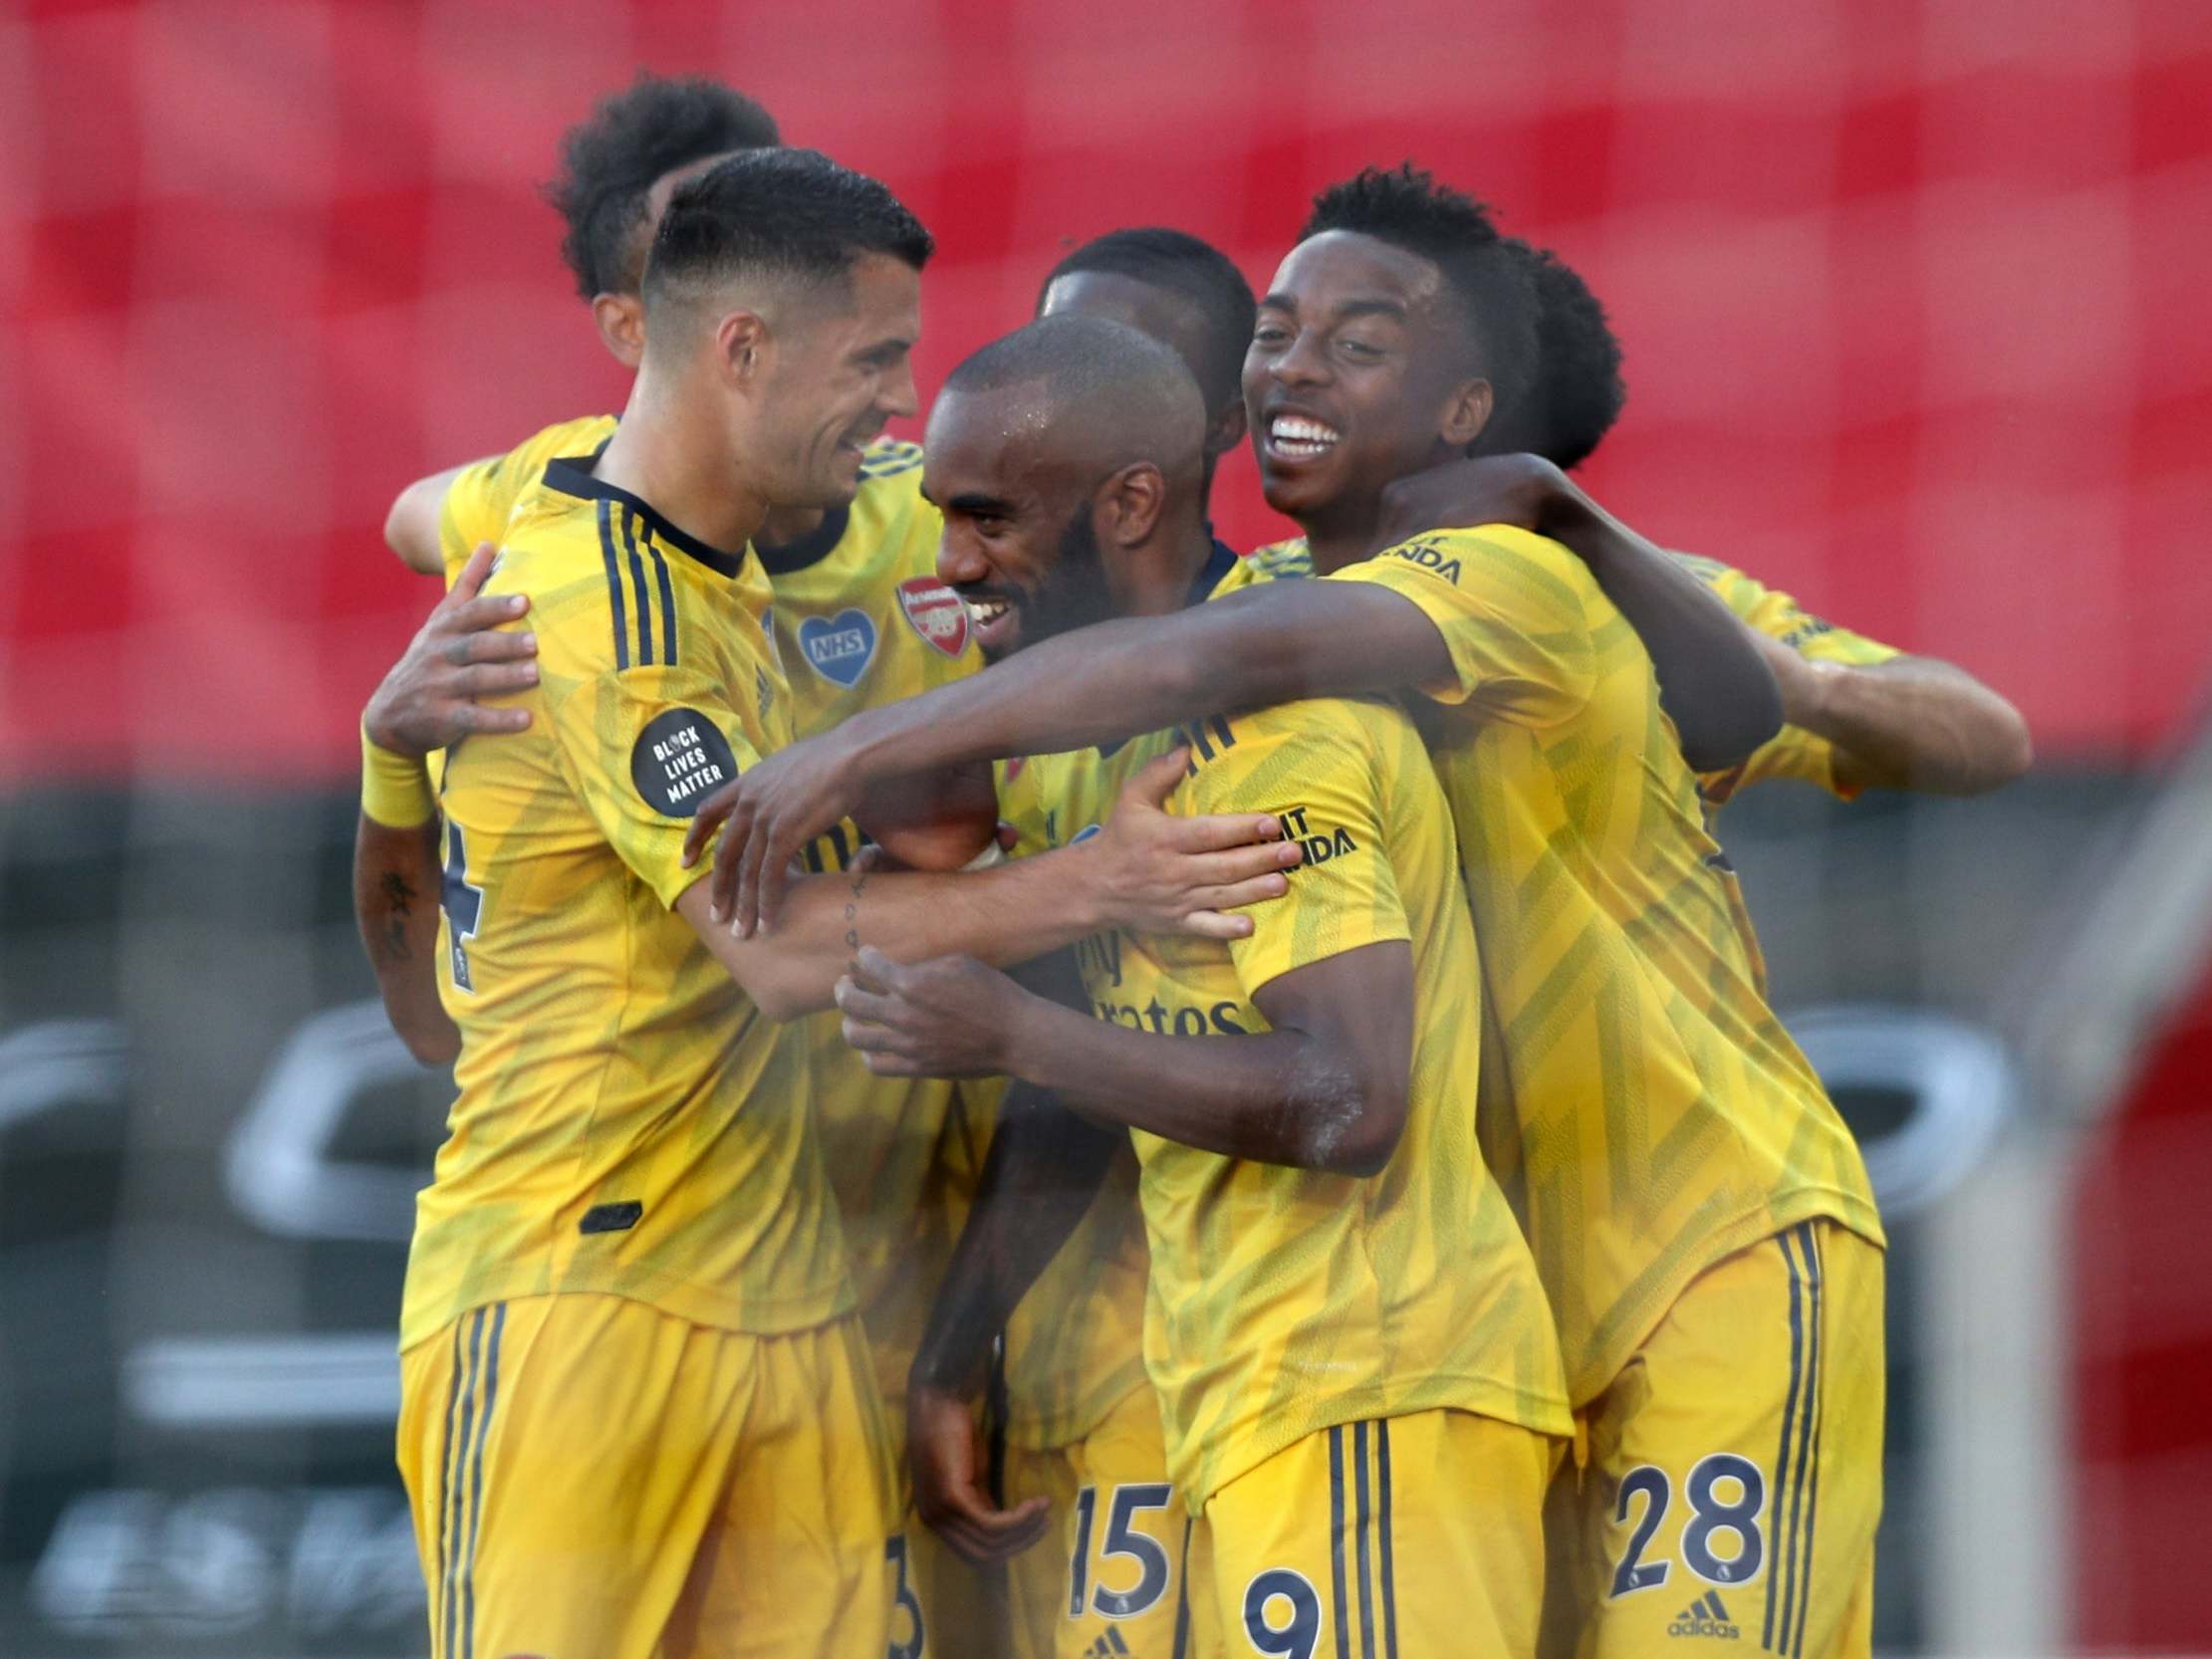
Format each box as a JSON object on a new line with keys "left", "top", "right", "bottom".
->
{"left": 843, "top": 864, "right": 869, "bottom": 961}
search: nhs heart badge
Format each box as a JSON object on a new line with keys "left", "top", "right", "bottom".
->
{"left": 896, "top": 577, "right": 971, "bottom": 657}
{"left": 797, "top": 608, "right": 877, "bottom": 689}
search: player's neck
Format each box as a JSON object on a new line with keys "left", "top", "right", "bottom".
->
{"left": 1120, "top": 518, "right": 1220, "bottom": 618}
{"left": 1298, "top": 494, "right": 1384, "bottom": 576}
{"left": 595, "top": 385, "right": 769, "bottom": 561}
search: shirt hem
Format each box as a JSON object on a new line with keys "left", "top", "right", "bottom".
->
{"left": 1179, "top": 1373, "right": 1574, "bottom": 1513}
{"left": 398, "top": 1277, "right": 855, "bottom": 1355}
{"left": 1568, "top": 1187, "right": 1885, "bottom": 1408}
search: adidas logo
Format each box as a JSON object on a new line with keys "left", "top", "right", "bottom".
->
{"left": 1081, "top": 1630, "right": 1131, "bottom": 1659}
{"left": 1667, "top": 1591, "right": 1741, "bottom": 1640}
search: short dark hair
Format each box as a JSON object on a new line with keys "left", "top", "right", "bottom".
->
{"left": 545, "top": 74, "right": 782, "bottom": 300}
{"left": 1488, "top": 238, "right": 1627, "bottom": 469}
{"left": 943, "top": 315, "right": 1207, "bottom": 473}
{"left": 1301, "top": 163, "right": 1539, "bottom": 449}
{"left": 645, "top": 148, "right": 934, "bottom": 306}
{"left": 1038, "top": 228, "right": 1256, "bottom": 411}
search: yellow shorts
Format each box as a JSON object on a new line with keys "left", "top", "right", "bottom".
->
{"left": 1545, "top": 1220, "right": 1884, "bottom": 1659}
{"left": 396, "top": 1294, "right": 896, "bottom": 1659}
{"left": 1187, "top": 1409, "right": 1559, "bottom": 1659}
{"left": 1004, "top": 1382, "right": 1186, "bottom": 1659}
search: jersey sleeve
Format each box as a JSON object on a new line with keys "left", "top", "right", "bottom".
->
{"left": 536, "top": 615, "right": 766, "bottom": 911}
{"left": 1326, "top": 526, "right": 1598, "bottom": 726}
{"left": 1175, "top": 709, "right": 1410, "bottom": 998}
{"left": 1675, "top": 554, "right": 1903, "bottom": 802}
{"left": 438, "top": 417, "right": 615, "bottom": 580}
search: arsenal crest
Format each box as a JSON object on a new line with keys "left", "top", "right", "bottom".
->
{"left": 896, "top": 577, "right": 970, "bottom": 657}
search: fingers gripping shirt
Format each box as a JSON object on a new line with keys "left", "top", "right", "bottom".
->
{"left": 400, "top": 458, "right": 853, "bottom": 1351}
{"left": 1083, "top": 696, "right": 1570, "bottom": 1509}
{"left": 1674, "top": 553, "right": 1904, "bottom": 807}
{"left": 1326, "top": 526, "right": 1882, "bottom": 1407}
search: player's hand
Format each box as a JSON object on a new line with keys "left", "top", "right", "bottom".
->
{"left": 907, "top": 1381, "right": 1050, "bottom": 1564}
{"left": 678, "top": 727, "right": 870, "bottom": 936}
{"left": 837, "top": 947, "right": 1025, "bottom": 1078}
{"left": 363, "top": 543, "right": 538, "bottom": 756}
{"left": 1080, "top": 747, "right": 1302, "bottom": 940}
{"left": 1370, "top": 451, "right": 1566, "bottom": 551}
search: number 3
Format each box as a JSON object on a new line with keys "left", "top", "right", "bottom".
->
{"left": 1607, "top": 1455, "right": 1768, "bottom": 1599}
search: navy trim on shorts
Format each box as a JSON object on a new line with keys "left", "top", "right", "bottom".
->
{"left": 1377, "top": 1420, "right": 1398, "bottom": 1659}
{"left": 1329, "top": 1426, "right": 1352, "bottom": 1659}
{"left": 441, "top": 1309, "right": 485, "bottom": 1659}
{"left": 459, "top": 1302, "right": 507, "bottom": 1659}
{"left": 1792, "top": 1230, "right": 1827, "bottom": 1658}
{"left": 1353, "top": 1421, "right": 1377, "bottom": 1659}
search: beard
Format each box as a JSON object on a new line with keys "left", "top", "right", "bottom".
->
{"left": 1018, "top": 508, "right": 1119, "bottom": 649}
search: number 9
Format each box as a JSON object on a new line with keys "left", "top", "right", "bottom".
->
{"left": 1242, "top": 1567, "right": 1321, "bottom": 1659}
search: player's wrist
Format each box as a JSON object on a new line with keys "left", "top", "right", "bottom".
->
{"left": 361, "top": 722, "right": 436, "bottom": 829}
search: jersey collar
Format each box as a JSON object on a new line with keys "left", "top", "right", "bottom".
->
{"left": 542, "top": 456, "right": 749, "bottom": 580}
{"left": 1192, "top": 533, "right": 1240, "bottom": 603}
{"left": 753, "top": 505, "right": 853, "bottom": 576}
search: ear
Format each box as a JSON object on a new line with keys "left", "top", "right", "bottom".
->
{"left": 1095, "top": 462, "right": 1167, "bottom": 548}
{"left": 1439, "top": 376, "right": 1494, "bottom": 450}
{"left": 1204, "top": 398, "right": 1249, "bottom": 460}
{"left": 713, "top": 310, "right": 773, "bottom": 388}
{"left": 592, "top": 294, "right": 647, "bottom": 369}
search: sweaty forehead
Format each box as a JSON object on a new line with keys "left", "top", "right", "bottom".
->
{"left": 1264, "top": 230, "right": 1446, "bottom": 318}
{"left": 923, "top": 383, "right": 1060, "bottom": 508}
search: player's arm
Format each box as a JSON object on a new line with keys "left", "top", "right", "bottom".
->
{"left": 383, "top": 463, "right": 475, "bottom": 577}
{"left": 677, "top": 748, "right": 1300, "bottom": 1021}
{"left": 840, "top": 716, "right": 1416, "bottom": 1175}
{"left": 353, "top": 724, "right": 454, "bottom": 1067}
{"left": 1750, "top": 634, "right": 2032, "bottom": 795}
{"left": 354, "top": 811, "right": 455, "bottom": 1066}
{"left": 840, "top": 939, "right": 1412, "bottom": 1176}
{"left": 1369, "top": 452, "right": 1783, "bottom": 770}
{"left": 906, "top": 951, "right": 1111, "bottom": 1561}
{"left": 351, "top": 544, "right": 539, "bottom": 1065}
{"left": 686, "top": 579, "right": 1459, "bottom": 933}
{"left": 1689, "top": 559, "right": 2033, "bottom": 798}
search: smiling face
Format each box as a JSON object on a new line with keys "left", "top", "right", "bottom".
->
{"left": 745, "top": 250, "right": 922, "bottom": 510}
{"left": 921, "top": 383, "right": 1116, "bottom": 662}
{"left": 1245, "top": 230, "right": 1494, "bottom": 535}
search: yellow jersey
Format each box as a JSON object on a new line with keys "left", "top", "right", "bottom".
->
{"left": 994, "top": 542, "right": 1306, "bottom": 1453}
{"left": 1323, "top": 526, "right": 1882, "bottom": 1406}
{"left": 1096, "top": 692, "right": 1570, "bottom": 1507}
{"left": 1680, "top": 553, "right": 1904, "bottom": 808}
{"left": 402, "top": 452, "right": 851, "bottom": 1351}
{"left": 436, "top": 422, "right": 992, "bottom": 1411}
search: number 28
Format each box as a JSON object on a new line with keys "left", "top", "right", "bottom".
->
{"left": 1609, "top": 1454, "right": 1767, "bottom": 1597}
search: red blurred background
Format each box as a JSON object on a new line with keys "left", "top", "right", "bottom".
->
{"left": 6, "top": 0, "right": 2209, "bottom": 781}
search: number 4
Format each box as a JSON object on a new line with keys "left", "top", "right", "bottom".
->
{"left": 440, "top": 820, "right": 483, "bottom": 993}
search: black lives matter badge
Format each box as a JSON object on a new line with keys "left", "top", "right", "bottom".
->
{"left": 631, "top": 708, "right": 738, "bottom": 818}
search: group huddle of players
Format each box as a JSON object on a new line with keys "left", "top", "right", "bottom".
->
{"left": 353, "top": 74, "right": 2031, "bottom": 1659}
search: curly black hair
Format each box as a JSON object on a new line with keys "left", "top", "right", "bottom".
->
{"left": 1038, "top": 228, "right": 1256, "bottom": 413}
{"left": 1488, "top": 238, "right": 1627, "bottom": 469}
{"left": 645, "top": 148, "right": 933, "bottom": 305}
{"left": 545, "top": 74, "right": 781, "bottom": 301}
{"left": 1300, "top": 164, "right": 1538, "bottom": 451}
